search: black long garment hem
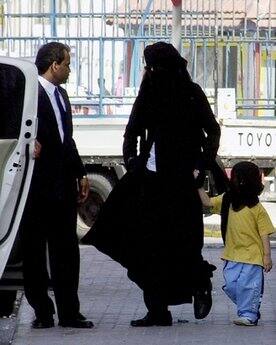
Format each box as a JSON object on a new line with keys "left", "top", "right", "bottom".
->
{"left": 83, "top": 169, "right": 215, "bottom": 306}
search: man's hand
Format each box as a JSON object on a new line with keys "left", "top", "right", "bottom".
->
{"left": 33, "top": 139, "right": 42, "bottom": 159}
{"left": 78, "top": 176, "right": 90, "bottom": 203}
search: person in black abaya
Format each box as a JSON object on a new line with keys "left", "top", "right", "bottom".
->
{"left": 83, "top": 42, "right": 222, "bottom": 326}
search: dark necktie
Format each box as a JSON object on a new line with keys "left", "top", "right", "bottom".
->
{"left": 54, "top": 87, "right": 67, "bottom": 133}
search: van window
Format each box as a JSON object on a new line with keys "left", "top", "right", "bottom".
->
{"left": 0, "top": 64, "right": 25, "bottom": 139}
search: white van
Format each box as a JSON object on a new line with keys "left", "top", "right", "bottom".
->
{"left": 0, "top": 57, "right": 37, "bottom": 312}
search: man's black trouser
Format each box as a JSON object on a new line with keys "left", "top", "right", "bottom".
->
{"left": 21, "top": 196, "right": 80, "bottom": 322}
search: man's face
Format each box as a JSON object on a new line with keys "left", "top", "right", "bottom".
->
{"left": 54, "top": 49, "right": 71, "bottom": 85}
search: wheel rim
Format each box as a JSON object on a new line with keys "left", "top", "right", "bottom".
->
{"left": 78, "top": 190, "right": 104, "bottom": 228}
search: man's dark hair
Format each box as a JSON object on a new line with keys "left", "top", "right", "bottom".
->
{"left": 35, "top": 42, "right": 70, "bottom": 75}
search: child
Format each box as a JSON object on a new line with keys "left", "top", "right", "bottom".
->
{"left": 194, "top": 161, "right": 275, "bottom": 326}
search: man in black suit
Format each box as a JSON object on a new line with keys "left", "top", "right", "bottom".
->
{"left": 20, "top": 42, "right": 93, "bottom": 329}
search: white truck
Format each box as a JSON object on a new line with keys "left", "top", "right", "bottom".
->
{"left": 73, "top": 116, "right": 127, "bottom": 234}
{"left": 73, "top": 92, "right": 276, "bottom": 234}
{"left": 218, "top": 118, "right": 276, "bottom": 201}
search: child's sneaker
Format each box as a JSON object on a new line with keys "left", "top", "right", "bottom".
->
{"left": 233, "top": 317, "right": 257, "bottom": 326}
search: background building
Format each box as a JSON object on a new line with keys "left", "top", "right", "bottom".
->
{"left": 0, "top": 0, "right": 275, "bottom": 117}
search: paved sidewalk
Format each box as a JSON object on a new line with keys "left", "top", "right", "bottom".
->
{"left": 10, "top": 243, "right": 276, "bottom": 345}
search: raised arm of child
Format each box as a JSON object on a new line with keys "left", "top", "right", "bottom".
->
{"left": 261, "top": 234, "right": 273, "bottom": 272}
{"left": 193, "top": 169, "right": 213, "bottom": 207}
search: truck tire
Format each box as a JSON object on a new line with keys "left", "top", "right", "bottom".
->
{"left": 77, "top": 172, "right": 114, "bottom": 239}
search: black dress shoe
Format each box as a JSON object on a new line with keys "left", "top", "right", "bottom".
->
{"left": 58, "top": 319, "right": 94, "bottom": 328}
{"left": 130, "top": 312, "right": 172, "bottom": 327}
{"left": 193, "top": 282, "right": 212, "bottom": 319}
{"left": 32, "top": 318, "right": 55, "bottom": 329}
{"left": 77, "top": 312, "right": 87, "bottom": 320}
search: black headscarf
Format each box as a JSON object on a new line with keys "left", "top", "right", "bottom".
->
{"left": 137, "top": 42, "right": 192, "bottom": 128}
{"left": 144, "top": 42, "right": 187, "bottom": 71}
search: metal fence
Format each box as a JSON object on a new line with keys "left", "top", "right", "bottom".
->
{"left": 0, "top": 0, "right": 275, "bottom": 117}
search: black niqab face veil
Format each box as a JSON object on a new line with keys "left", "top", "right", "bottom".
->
{"left": 138, "top": 41, "right": 192, "bottom": 127}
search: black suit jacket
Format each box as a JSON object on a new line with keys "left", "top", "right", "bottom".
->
{"left": 30, "top": 83, "right": 86, "bottom": 202}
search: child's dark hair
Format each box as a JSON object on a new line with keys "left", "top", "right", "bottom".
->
{"left": 229, "top": 161, "right": 264, "bottom": 211}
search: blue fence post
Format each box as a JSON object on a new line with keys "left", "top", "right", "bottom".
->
{"left": 51, "top": 0, "right": 57, "bottom": 37}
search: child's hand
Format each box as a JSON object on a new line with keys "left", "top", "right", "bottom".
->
{"left": 263, "top": 254, "right": 272, "bottom": 272}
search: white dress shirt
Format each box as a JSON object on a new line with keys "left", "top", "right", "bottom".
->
{"left": 38, "top": 75, "right": 65, "bottom": 142}
{"left": 146, "top": 143, "right": 157, "bottom": 172}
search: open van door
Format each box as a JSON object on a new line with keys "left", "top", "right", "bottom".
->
{"left": 0, "top": 57, "right": 37, "bottom": 280}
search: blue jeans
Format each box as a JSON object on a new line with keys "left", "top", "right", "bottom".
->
{"left": 222, "top": 260, "right": 263, "bottom": 323}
